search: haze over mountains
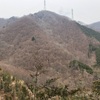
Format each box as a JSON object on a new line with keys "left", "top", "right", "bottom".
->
{"left": 0, "top": 17, "right": 18, "bottom": 28}
{"left": 0, "top": 10, "right": 100, "bottom": 86}
{"left": 88, "top": 21, "right": 100, "bottom": 32}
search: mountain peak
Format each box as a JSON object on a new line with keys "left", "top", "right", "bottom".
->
{"left": 34, "top": 10, "right": 70, "bottom": 21}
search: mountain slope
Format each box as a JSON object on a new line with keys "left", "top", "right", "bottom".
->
{"left": 0, "top": 68, "right": 99, "bottom": 100}
{"left": 0, "top": 11, "right": 100, "bottom": 86}
{"left": 78, "top": 23, "right": 100, "bottom": 42}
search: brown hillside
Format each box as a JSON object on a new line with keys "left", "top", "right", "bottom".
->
{"left": 0, "top": 11, "right": 99, "bottom": 86}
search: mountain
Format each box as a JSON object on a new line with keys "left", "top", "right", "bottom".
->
{"left": 77, "top": 21, "right": 86, "bottom": 25}
{"left": 0, "top": 17, "right": 18, "bottom": 29}
{"left": 0, "top": 10, "right": 100, "bottom": 87}
{"left": 88, "top": 21, "right": 100, "bottom": 32}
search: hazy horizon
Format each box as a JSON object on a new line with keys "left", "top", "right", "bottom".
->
{"left": 0, "top": 0, "right": 100, "bottom": 24}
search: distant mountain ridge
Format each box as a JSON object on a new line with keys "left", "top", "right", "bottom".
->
{"left": 88, "top": 21, "right": 100, "bottom": 32}
{"left": 0, "top": 17, "right": 18, "bottom": 28}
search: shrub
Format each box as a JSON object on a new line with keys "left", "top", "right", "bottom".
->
{"left": 92, "top": 80, "right": 100, "bottom": 95}
{"left": 69, "top": 60, "right": 93, "bottom": 74}
{"left": 95, "top": 48, "right": 100, "bottom": 66}
{"left": 32, "top": 36, "right": 35, "bottom": 41}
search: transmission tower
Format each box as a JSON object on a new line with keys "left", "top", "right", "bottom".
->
{"left": 44, "top": 0, "right": 46, "bottom": 10}
{"left": 71, "top": 9, "right": 74, "bottom": 19}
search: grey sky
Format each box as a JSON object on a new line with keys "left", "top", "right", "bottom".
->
{"left": 0, "top": 0, "right": 100, "bottom": 24}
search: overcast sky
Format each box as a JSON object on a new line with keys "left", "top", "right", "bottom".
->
{"left": 0, "top": 0, "right": 100, "bottom": 24}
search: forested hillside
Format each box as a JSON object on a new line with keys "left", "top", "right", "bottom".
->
{"left": 0, "top": 11, "right": 100, "bottom": 98}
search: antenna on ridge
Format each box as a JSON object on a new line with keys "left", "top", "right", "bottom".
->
{"left": 71, "top": 9, "right": 74, "bottom": 19}
{"left": 44, "top": 0, "right": 46, "bottom": 10}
